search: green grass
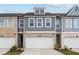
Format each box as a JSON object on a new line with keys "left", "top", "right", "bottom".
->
{"left": 4, "top": 50, "right": 23, "bottom": 55}
{"left": 4, "top": 46, "right": 24, "bottom": 55}
{"left": 57, "top": 49, "right": 79, "bottom": 55}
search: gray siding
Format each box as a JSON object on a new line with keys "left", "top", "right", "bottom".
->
{"left": 62, "top": 17, "right": 79, "bottom": 32}
{"left": 19, "top": 28, "right": 24, "bottom": 32}
{"left": 24, "top": 17, "right": 55, "bottom": 31}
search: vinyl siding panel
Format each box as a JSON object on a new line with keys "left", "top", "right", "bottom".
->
{"left": 24, "top": 17, "right": 55, "bottom": 31}
{"left": 62, "top": 17, "right": 79, "bottom": 32}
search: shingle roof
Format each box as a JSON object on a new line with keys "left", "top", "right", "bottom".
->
{"left": 24, "top": 12, "right": 67, "bottom": 16}
{"left": 0, "top": 13, "right": 24, "bottom": 16}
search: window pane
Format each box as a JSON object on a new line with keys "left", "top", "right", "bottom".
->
{"left": 30, "top": 19, "right": 34, "bottom": 23}
{"left": 30, "top": 23, "right": 34, "bottom": 26}
{"left": 38, "top": 19, "right": 42, "bottom": 22}
{"left": 20, "top": 20, "right": 24, "bottom": 24}
{"left": 0, "top": 19, "right": 4, "bottom": 28}
{"left": 74, "top": 19, "right": 79, "bottom": 28}
{"left": 45, "top": 18, "right": 51, "bottom": 27}
{"left": 7, "top": 19, "right": 13, "bottom": 28}
{"left": 28, "top": 18, "right": 35, "bottom": 27}
{"left": 46, "top": 19, "right": 50, "bottom": 23}
{"left": 37, "top": 18, "right": 43, "bottom": 27}
{"left": 20, "top": 24, "right": 24, "bottom": 27}
{"left": 38, "top": 23, "right": 42, "bottom": 26}
{"left": 46, "top": 23, "right": 50, "bottom": 26}
{"left": 40, "top": 10, "right": 44, "bottom": 13}
{"left": 35, "top": 10, "right": 39, "bottom": 13}
{"left": 66, "top": 19, "right": 72, "bottom": 28}
{"left": 56, "top": 20, "right": 61, "bottom": 29}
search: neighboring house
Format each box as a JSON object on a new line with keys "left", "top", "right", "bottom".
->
{"left": 0, "top": 5, "right": 79, "bottom": 49}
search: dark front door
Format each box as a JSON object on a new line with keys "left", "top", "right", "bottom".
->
{"left": 56, "top": 34, "right": 61, "bottom": 48}
{"left": 18, "top": 33, "right": 23, "bottom": 48}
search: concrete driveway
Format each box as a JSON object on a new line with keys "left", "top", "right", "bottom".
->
{"left": 0, "top": 48, "right": 9, "bottom": 55}
{"left": 21, "top": 49, "right": 63, "bottom": 55}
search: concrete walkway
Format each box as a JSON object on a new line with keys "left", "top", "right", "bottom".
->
{"left": 72, "top": 49, "right": 79, "bottom": 53}
{"left": 21, "top": 49, "right": 64, "bottom": 55}
{"left": 0, "top": 48, "right": 10, "bottom": 55}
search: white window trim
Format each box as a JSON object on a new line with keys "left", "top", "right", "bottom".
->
{"left": 36, "top": 18, "right": 43, "bottom": 28}
{"left": 66, "top": 19, "right": 72, "bottom": 28}
{"left": 45, "top": 18, "right": 51, "bottom": 28}
{"left": 19, "top": 19, "right": 24, "bottom": 28}
{"left": 28, "top": 18, "right": 35, "bottom": 28}
{"left": 7, "top": 18, "right": 13, "bottom": 28}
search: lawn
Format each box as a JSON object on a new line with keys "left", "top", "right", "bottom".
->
{"left": 4, "top": 50, "right": 23, "bottom": 55}
{"left": 57, "top": 49, "right": 79, "bottom": 55}
{"left": 4, "top": 46, "right": 24, "bottom": 55}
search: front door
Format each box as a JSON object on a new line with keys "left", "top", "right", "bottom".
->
{"left": 18, "top": 33, "right": 23, "bottom": 48}
{"left": 56, "top": 34, "right": 61, "bottom": 48}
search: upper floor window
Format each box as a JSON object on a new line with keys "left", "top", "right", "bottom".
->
{"left": 35, "top": 10, "right": 39, "bottom": 13}
{"left": 36, "top": 18, "right": 43, "bottom": 27}
{"left": 28, "top": 18, "right": 35, "bottom": 27}
{"left": 34, "top": 7, "right": 45, "bottom": 14}
{"left": 56, "top": 20, "right": 61, "bottom": 29}
{"left": 40, "top": 9, "right": 44, "bottom": 13}
{"left": 56, "top": 16, "right": 61, "bottom": 29}
{"left": 66, "top": 19, "right": 72, "bottom": 28}
{"left": 74, "top": 19, "right": 79, "bottom": 28}
{"left": 7, "top": 18, "right": 14, "bottom": 28}
{"left": 35, "top": 9, "right": 44, "bottom": 14}
{"left": 19, "top": 19, "right": 24, "bottom": 28}
{"left": 0, "top": 18, "right": 5, "bottom": 28}
{"left": 45, "top": 18, "right": 51, "bottom": 28}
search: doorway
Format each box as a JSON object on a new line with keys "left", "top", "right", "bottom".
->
{"left": 18, "top": 33, "right": 23, "bottom": 48}
{"left": 56, "top": 34, "right": 61, "bottom": 48}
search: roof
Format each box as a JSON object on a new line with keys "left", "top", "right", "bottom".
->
{"left": 0, "top": 5, "right": 78, "bottom": 17}
{"left": 0, "top": 13, "right": 24, "bottom": 16}
{"left": 24, "top": 12, "right": 67, "bottom": 16}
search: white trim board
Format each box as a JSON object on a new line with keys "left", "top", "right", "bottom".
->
{"left": 25, "top": 31, "right": 55, "bottom": 33}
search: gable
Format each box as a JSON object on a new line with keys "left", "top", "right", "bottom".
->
{"left": 67, "top": 5, "right": 79, "bottom": 16}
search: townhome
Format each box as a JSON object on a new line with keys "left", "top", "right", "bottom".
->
{"left": 0, "top": 13, "right": 23, "bottom": 48}
{"left": 61, "top": 5, "right": 79, "bottom": 48}
{"left": 18, "top": 7, "right": 56, "bottom": 49}
{"left": 0, "top": 5, "right": 79, "bottom": 49}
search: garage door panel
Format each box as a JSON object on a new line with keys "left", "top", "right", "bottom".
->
{"left": 0, "top": 38, "right": 15, "bottom": 48}
{"left": 63, "top": 38, "right": 79, "bottom": 48}
{"left": 26, "top": 37, "right": 54, "bottom": 48}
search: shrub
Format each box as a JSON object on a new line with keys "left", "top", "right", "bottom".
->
{"left": 70, "top": 48, "right": 72, "bottom": 50}
{"left": 64, "top": 45, "right": 68, "bottom": 50}
{"left": 54, "top": 44, "right": 60, "bottom": 50}
{"left": 9, "top": 45, "right": 17, "bottom": 52}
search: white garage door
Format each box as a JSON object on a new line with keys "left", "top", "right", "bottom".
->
{"left": 63, "top": 38, "right": 79, "bottom": 48}
{"left": 0, "top": 37, "right": 15, "bottom": 48}
{"left": 26, "top": 37, "right": 54, "bottom": 48}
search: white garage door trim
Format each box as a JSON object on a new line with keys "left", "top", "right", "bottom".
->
{"left": 26, "top": 37, "right": 54, "bottom": 48}
{"left": 0, "top": 37, "right": 15, "bottom": 48}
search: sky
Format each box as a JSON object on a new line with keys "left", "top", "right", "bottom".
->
{"left": 0, "top": 4, "right": 75, "bottom": 13}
